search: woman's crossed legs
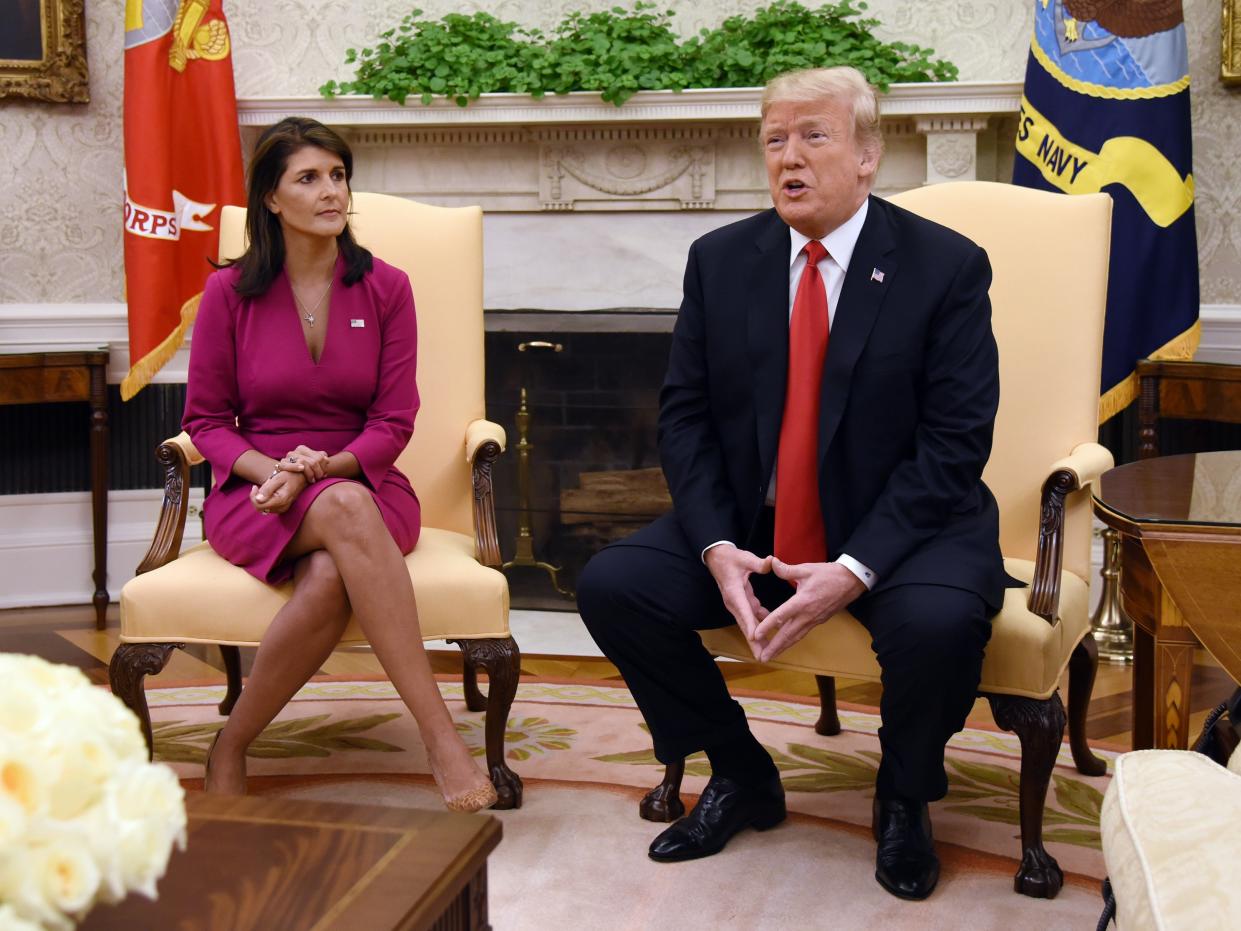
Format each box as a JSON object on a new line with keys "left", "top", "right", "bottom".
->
{"left": 206, "top": 481, "right": 494, "bottom": 809}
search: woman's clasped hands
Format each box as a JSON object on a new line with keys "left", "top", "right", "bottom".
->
{"left": 279, "top": 445, "right": 331, "bottom": 482}
{"left": 250, "top": 445, "right": 330, "bottom": 515}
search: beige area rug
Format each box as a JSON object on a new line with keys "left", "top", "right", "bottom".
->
{"left": 148, "top": 678, "right": 1112, "bottom": 930}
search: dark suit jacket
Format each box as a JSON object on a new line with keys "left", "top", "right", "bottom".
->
{"left": 655, "top": 195, "right": 1010, "bottom": 610}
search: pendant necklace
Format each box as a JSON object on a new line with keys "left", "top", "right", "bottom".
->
{"left": 292, "top": 279, "right": 332, "bottom": 329}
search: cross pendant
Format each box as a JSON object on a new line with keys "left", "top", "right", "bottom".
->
{"left": 304, "top": 312, "right": 315, "bottom": 328}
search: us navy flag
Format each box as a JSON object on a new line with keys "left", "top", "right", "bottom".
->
{"left": 1013, "top": 0, "right": 1198, "bottom": 421}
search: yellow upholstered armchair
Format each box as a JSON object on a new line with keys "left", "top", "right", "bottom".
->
{"left": 640, "top": 181, "right": 1114, "bottom": 896}
{"left": 108, "top": 193, "right": 523, "bottom": 808}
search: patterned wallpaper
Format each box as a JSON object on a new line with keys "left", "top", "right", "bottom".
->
{"left": 0, "top": 3, "right": 123, "bottom": 303}
{"left": 1, "top": 0, "right": 1237, "bottom": 303}
{"left": 1184, "top": 0, "right": 1241, "bottom": 304}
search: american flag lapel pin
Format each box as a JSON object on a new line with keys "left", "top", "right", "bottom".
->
{"left": 350, "top": 318, "right": 365, "bottom": 328}
{"left": 870, "top": 267, "right": 885, "bottom": 284}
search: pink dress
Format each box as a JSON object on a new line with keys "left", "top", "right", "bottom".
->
{"left": 183, "top": 255, "right": 421, "bottom": 584}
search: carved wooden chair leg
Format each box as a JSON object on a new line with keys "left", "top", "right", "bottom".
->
{"left": 987, "top": 692, "right": 1067, "bottom": 899}
{"left": 460, "top": 646, "right": 487, "bottom": 713}
{"left": 1067, "top": 633, "right": 1107, "bottom": 776}
{"left": 218, "top": 645, "right": 243, "bottom": 716}
{"left": 109, "top": 642, "right": 180, "bottom": 760}
{"left": 640, "top": 758, "right": 686, "bottom": 822}
{"left": 815, "top": 675, "right": 842, "bottom": 736}
{"left": 451, "top": 637, "right": 523, "bottom": 809}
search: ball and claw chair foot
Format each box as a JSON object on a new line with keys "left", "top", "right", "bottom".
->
{"left": 489, "top": 762, "right": 523, "bottom": 810}
{"left": 451, "top": 636, "right": 524, "bottom": 809}
{"left": 988, "top": 691, "right": 1067, "bottom": 899}
{"left": 640, "top": 759, "right": 687, "bottom": 822}
{"left": 1013, "top": 847, "right": 1065, "bottom": 899}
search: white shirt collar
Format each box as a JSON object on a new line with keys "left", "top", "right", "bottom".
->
{"left": 787, "top": 197, "right": 870, "bottom": 273}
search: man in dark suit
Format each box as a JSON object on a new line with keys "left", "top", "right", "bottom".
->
{"left": 576, "top": 67, "right": 1009, "bottom": 900}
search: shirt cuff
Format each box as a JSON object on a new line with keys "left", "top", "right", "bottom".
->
{"left": 836, "top": 553, "right": 877, "bottom": 590}
{"left": 701, "top": 540, "right": 736, "bottom": 564}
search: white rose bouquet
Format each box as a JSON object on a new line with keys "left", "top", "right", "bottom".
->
{"left": 0, "top": 654, "right": 187, "bottom": 930}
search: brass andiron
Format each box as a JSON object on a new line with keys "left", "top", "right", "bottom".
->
{"left": 1090, "top": 527, "right": 1134, "bottom": 663}
{"left": 502, "top": 341, "right": 573, "bottom": 598}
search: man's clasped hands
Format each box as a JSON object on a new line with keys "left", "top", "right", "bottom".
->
{"left": 704, "top": 543, "right": 866, "bottom": 664}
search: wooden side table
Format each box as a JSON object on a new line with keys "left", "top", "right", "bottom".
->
{"left": 80, "top": 794, "right": 502, "bottom": 931}
{"left": 1093, "top": 451, "right": 1241, "bottom": 749}
{"left": 0, "top": 348, "right": 109, "bottom": 628}
{"left": 1137, "top": 358, "right": 1241, "bottom": 459}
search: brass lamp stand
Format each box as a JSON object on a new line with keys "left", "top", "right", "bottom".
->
{"left": 1090, "top": 527, "right": 1134, "bottom": 663}
{"left": 501, "top": 341, "right": 573, "bottom": 598}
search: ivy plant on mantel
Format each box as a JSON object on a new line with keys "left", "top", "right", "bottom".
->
{"left": 320, "top": 1, "right": 959, "bottom": 107}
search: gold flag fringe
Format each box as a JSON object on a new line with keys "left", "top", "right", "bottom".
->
{"left": 1097, "top": 318, "right": 1200, "bottom": 423}
{"left": 120, "top": 291, "right": 203, "bottom": 401}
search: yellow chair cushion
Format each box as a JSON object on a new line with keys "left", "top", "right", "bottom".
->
{"left": 1102, "top": 750, "right": 1241, "bottom": 931}
{"left": 699, "top": 557, "right": 1089, "bottom": 699}
{"left": 119, "top": 527, "right": 509, "bottom": 646}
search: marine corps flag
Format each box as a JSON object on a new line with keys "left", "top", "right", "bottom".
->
{"left": 1013, "top": 0, "right": 1198, "bottom": 421}
{"left": 121, "top": 0, "right": 244, "bottom": 399}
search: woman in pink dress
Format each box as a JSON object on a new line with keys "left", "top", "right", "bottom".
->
{"left": 183, "top": 117, "right": 496, "bottom": 812}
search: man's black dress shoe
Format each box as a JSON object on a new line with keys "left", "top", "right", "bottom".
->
{"left": 648, "top": 774, "right": 786, "bottom": 862}
{"left": 872, "top": 796, "right": 940, "bottom": 900}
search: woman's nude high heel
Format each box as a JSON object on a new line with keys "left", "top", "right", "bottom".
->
{"left": 442, "top": 780, "right": 498, "bottom": 814}
{"left": 430, "top": 762, "right": 498, "bottom": 813}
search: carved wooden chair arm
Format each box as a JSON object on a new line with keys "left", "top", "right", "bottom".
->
{"left": 135, "top": 432, "right": 202, "bottom": 576}
{"left": 1026, "top": 442, "right": 1114, "bottom": 624}
{"left": 467, "top": 419, "right": 507, "bottom": 568}
{"left": 1046, "top": 442, "right": 1113, "bottom": 491}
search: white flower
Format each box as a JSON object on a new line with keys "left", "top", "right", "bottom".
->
{"left": 89, "top": 696, "right": 147, "bottom": 761}
{"left": 111, "top": 757, "right": 186, "bottom": 827}
{"left": 0, "top": 835, "right": 98, "bottom": 931}
{"left": 35, "top": 838, "right": 101, "bottom": 917}
{"left": 0, "top": 745, "right": 45, "bottom": 817}
{"left": 0, "top": 903, "right": 41, "bottom": 931}
{"left": 63, "top": 804, "right": 126, "bottom": 906}
{"left": 0, "top": 686, "right": 41, "bottom": 740}
{"left": 109, "top": 760, "right": 187, "bottom": 898}
{"left": 43, "top": 727, "right": 118, "bottom": 821}
{"left": 0, "top": 655, "right": 187, "bottom": 927}
{"left": 0, "top": 795, "right": 28, "bottom": 847}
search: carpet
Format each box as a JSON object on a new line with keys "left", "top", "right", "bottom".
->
{"left": 148, "top": 678, "right": 1112, "bottom": 929}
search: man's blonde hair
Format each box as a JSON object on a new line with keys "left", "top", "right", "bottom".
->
{"left": 760, "top": 67, "right": 884, "bottom": 159}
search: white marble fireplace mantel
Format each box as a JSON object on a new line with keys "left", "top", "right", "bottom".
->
{"left": 237, "top": 83, "right": 1022, "bottom": 312}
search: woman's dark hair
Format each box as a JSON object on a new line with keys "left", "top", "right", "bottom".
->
{"left": 223, "top": 116, "right": 372, "bottom": 297}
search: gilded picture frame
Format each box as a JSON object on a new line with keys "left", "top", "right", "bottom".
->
{"left": 0, "top": 0, "right": 89, "bottom": 103}
{"left": 1225, "top": 0, "right": 1241, "bottom": 84}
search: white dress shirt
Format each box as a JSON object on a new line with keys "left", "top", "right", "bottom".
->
{"left": 702, "top": 199, "right": 877, "bottom": 590}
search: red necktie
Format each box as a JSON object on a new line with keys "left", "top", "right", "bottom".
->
{"left": 774, "top": 240, "right": 829, "bottom": 565}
